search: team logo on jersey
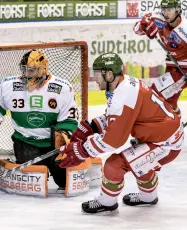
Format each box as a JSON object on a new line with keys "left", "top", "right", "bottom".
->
{"left": 55, "top": 78, "right": 71, "bottom": 87}
{"left": 27, "top": 112, "right": 46, "bottom": 127}
{"left": 170, "top": 32, "right": 181, "bottom": 44}
{"left": 47, "top": 83, "right": 62, "bottom": 94}
{"left": 154, "top": 20, "right": 166, "bottom": 29}
{"left": 169, "top": 42, "right": 178, "bottom": 49}
{"left": 137, "top": 170, "right": 144, "bottom": 176}
{"left": 128, "top": 76, "right": 137, "bottom": 87}
{"left": 178, "top": 27, "right": 187, "bottom": 40}
{"left": 5, "top": 77, "right": 17, "bottom": 82}
{"left": 48, "top": 98, "right": 57, "bottom": 109}
{"left": 107, "top": 96, "right": 113, "bottom": 108}
{"left": 13, "top": 82, "right": 25, "bottom": 91}
{"left": 30, "top": 95, "right": 43, "bottom": 109}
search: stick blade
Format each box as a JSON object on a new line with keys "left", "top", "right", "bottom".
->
{"left": 0, "top": 168, "right": 11, "bottom": 178}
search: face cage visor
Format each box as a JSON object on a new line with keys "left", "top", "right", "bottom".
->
{"left": 20, "top": 65, "right": 40, "bottom": 80}
{"left": 20, "top": 65, "right": 45, "bottom": 90}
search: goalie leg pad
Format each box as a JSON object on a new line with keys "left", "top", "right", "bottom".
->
{"left": 12, "top": 136, "right": 67, "bottom": 189}
{"left": 64, "top": 158, "right": 92, "bottom": 196}
{"left": 64, "top": 157, "right": 103, "bottom": 195}
{"left": 0, "top": 159, "right": 48, "bottom": 197}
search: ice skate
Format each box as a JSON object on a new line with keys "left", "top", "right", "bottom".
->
{"left": 82, "top": 198, "right": 118, "bottom": 214}
{"left": 123, "top": 193, "right": 158, "bottom": 206}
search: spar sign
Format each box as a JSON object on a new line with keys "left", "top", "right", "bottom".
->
{"left": 139, "top": 0, "right": 187, "bottom": 17}
{"left": 118, "top": 0, "right": 187, "bottom": 19}
{"left": 0, "top": 1, "right": 117, "bottom": 22}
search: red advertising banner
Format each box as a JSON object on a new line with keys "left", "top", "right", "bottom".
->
{"left": 126, "top": 0, "right": 139, "bottom": 18}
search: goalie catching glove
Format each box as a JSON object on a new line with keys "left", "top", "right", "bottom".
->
{"left": 51, "top": 126, "right": 71, "bottom": 148}
{"left": 55, "top": 141, "right": 90, "bottom": 168}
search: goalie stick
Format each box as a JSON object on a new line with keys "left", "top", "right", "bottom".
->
{"left": 0, "top": 148, "right": 60, "bottom": 178}
{"left": 0, "top": 131, "right": 70, "bottom": 178}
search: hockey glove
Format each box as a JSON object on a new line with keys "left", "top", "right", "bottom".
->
{"left": 55, "top": 141, "right": 90, "bottom": 168}
{"left": 70, "top": 120, "right": 94, "bottom": 142}
{"left": 51, "top": 126, "right": 70, "bottom": 149}
{"left": 140, "top": 13, "right": 158, "bottom": 39}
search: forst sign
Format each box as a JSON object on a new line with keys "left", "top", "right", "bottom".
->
{"left": 75, "top": 3, "right": 108, "bottom": 17}
{"left": 0, "top": 3, "right": 68, "bottom": 20}
{"left": 0, "top": 1, "right": 117, "bottom": 22}
{"left": 75, "top": 2, "right": 117, "bottom": 18}
{"left": 0, "top": 4, "right": 27, "bottom": 19}
{"left": 37, "top": 4, "right": 67, "bottom": 18}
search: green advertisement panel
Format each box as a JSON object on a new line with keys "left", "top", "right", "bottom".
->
{"left": 0, "top": 1, "right": 117, "bottom": 22}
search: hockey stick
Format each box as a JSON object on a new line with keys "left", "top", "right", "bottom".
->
{"left": 155, "top": 36, "right": 187, "bottom": 81}
{"left": 155, "top": 37, "right": 187, "bottom": 127}
{"left": 183, "top": 122, "right": 187, "bottom": 128}
{"left": 0, "top": 148, "right": 59, "bottom": 178}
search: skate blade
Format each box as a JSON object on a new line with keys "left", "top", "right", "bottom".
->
{"left": 81, "top": 208, "right": 119, "bottom": 216}
{"left": 122, "top": 203, "right": 158, "bottom": 207}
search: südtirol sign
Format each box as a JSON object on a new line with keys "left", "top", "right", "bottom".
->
{"left": 0, "top": 1, "right": 117, "bottom": 22}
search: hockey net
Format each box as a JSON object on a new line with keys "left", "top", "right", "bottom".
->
{"left": 0, "top": 41, "right": 88, "bottom": 158}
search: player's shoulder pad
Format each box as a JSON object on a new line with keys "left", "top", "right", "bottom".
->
{"left": 124, "top": 74, "right": 139, "bottom": 86}
{"left": 49, "top": 75, "right": 74, "bottom": 94}
{"left": 106, "top": 77, "right": 132, "bottom": 111}
{"left": 174, "top": 16, "right": 187, "bottom": 42}
{"left": 115, "top": 75, "right": 140, "bottom": 109}
{"left": 178, "top": 15, "right": 187, "bottom": 28}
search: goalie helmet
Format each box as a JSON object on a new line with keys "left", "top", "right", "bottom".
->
{"left": 20, "top": 49, "right": 48, "bottom": 91}
{"left": 160, "top": 0, "right": 181, "bottom": 9}
{"left": 93, "top": 53, "right": 123, "bottom": 77}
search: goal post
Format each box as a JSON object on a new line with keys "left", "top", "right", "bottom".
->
{"left": 0, "top": 41, "right": 88, "bottom": 156}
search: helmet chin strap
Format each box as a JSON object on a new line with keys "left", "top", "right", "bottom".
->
{"left": 106, "top": 82, "right": 113, "bottom": 99}
{"left": 101, "top": 69, "right": 115, "bottom": 99}
{"left": 169, "top": 10, "right": 181, "bottom": 23}
{"left": 162, "top": 9, "right": 181, "bottom": 24}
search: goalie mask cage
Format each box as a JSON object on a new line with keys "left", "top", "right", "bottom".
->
{"left": 0, "top": 41, "right": 88, "bottom": 157}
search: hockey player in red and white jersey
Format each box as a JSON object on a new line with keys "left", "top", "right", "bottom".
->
{"left": 55, "top": 53, "right": 184, "bottom": 214}
{"left": 133, "top": 0, "right": 187, "bottom": 117}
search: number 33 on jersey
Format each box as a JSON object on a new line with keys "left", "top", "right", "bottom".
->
{"left": 0, "top": 75, "right": 78, "bottom": 147}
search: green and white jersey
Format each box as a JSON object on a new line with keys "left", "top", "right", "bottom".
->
{"left": 0, "top": 75, "right": 78, "bottom": 147}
